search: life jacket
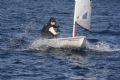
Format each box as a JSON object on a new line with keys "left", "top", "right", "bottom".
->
{"left": 41, "top": 24, "right": 50, "bottom": 34}
{"left": 41, "top": 24, "right": 57, "bottom": 39}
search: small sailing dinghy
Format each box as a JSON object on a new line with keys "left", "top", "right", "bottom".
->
{"left": 32, "top": 0, "right": 91, "bottom": 49}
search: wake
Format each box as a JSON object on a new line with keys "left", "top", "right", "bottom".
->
{"left": 86, "top": 40, "right": 120, "bottom": 52}
{"left": 29, "top": 38, "right": 120, "bottom": 52}
{"left": 29, "top": 38, "right": 51, "bottom": 51}
{"left": 7, "top": 38, "right": 119, "bottom": 52}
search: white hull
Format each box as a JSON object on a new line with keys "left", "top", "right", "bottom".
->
{"left": 47, "top": 36, "right": 86, "bottom": 49}
{"left": 31, "top": 36, "right": 86, "bottom": 50}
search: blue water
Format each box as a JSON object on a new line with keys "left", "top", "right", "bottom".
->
{"left": 0, "top": 0, "right": 120, "bottom": 80}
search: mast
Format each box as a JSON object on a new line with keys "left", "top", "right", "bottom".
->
{"left": 72, "top": 20, "right": 76, "bottom": 37}
{"left": 72, "top": 0, "right": 76, "bottom": 37}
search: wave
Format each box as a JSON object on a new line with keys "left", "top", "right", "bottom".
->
{"left": 86, "top": 40, "right": 120, "bottom": 52}
{"left": 2, "top": 38, "right": 119, "bottom": 53}
{"left": 29, "top": 38, "right": 51, "bottom": 51}
{"left": 29, "top": 38, "right": 120, "bottom": 52}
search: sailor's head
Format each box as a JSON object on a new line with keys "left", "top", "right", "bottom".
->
{"left": 49, "top": 17, "right": 56, "bottom": 26}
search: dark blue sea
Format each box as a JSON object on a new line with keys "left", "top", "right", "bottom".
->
{"left": 0, "top": 0, "right": 120, "bottom": 80}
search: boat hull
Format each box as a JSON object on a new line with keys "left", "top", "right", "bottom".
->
{"left": 47, "top": 36, "right": 86, "bottom": 49}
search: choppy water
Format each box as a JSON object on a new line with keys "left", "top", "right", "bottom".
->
{"left": 0, "top": 0, "right": 120, "bottom": 80}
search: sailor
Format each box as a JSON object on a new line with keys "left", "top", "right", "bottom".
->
{"left": 41, "top": 17, "right": 60, "bottom": 39}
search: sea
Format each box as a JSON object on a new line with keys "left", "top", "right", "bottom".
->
{"left": 0, "top": 0, "right": 120, "bottom": 80}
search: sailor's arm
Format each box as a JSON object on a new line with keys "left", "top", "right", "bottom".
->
{"left": 49, "top": 27, "right": 59, "bottom": 35}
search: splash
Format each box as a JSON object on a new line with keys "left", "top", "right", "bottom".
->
{"left": 29, "top": 38, "right": 51, "bottom": 51}
{"left": 86, "top": 40, "right": 120, "bottom": 52}
{"left": 0, "top": 22, "right": 37, "bottom": 51}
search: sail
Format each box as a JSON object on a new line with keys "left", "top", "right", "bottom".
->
{"left": 74, "top": 0, "right": 91, "bottom": 30}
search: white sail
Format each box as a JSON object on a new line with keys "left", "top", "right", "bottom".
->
{"left": 74, "top": 0, "right": 91, "bottom": 30}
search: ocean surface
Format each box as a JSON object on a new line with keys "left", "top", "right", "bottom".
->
{"left": 0, "top": 0, "right": 120, "bottom": 80}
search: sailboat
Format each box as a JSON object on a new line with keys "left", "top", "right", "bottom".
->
{"left": 32, "top": 0, "right": 91, "bottom": 49}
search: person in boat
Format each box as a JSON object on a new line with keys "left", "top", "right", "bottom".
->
{"left": 41, "top": 17, "right": 60, "bottom": 39}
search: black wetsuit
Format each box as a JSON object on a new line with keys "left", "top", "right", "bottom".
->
{"left": 41, "top": 24, "right": 60, "bottom": 39}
